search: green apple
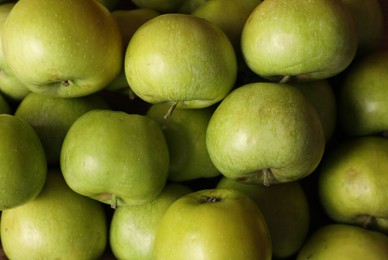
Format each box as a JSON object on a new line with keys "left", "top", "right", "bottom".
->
{"left": 0, "top": 2, "right": 30, "bottom": 101}
{"left": 110, "top": 183, "right": 192, "bottom": 260}
{"left": 106, "top": 8, "right": 160, "bottom": 92}
{"left": 153, "top": 188, "right": 272, "bottom": 259}
{"left": 290, "top": 79, "right": 337, "bottom": 142}
{"left": 14, "top": 92, "right": 110, "bottom": 165}
{"left": 191, "top": 0, "right": 262, "bottom": 49}
{"left": 2, "top": 0, "right": 123, "bottom": 98}
{"left": 217, "top": 177, "right": 310, "bottom": 259}
{"left": 178, "top": 0, "right": 206, "bottom": 13}
{"left": 0, "top": 114, "right": 47, "bottom": 210}
{"left": 206, "top": 82, "right": 325, "bottom": 186}
{"left": 338, "top": 51, "right": 388, "bottom": 137}
{"left": 241, "top": 0, "right": 357, "bottom": 82}
{"left": 130, "top": 0, "right": 185, "bottom": 13}
{"left": 341, "top": 0, "right": 384, "bottom": 55}
{"left": 318, "top": 136, "right": 388, "bottom": 234}
{"left": 146, "top": 103, "right": 220, "bottom": 182}
{"left": 0, "top": 92, "right": 10, "bottom": 114}
{"left": 1, "top": 170, "right": 108, "bottom": 259}
{"left": 60, "top": 109, "right": 169, "bottom": 208}
{"left": 297, "top": 224, "right": 388, "bottom": 260}
{"left": 125, "top": 13, "right": 237, "bottom": 113}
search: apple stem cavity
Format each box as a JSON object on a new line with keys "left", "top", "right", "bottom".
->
{"left": 163, "top": 102, "right": 178, "bottom": 120}
{"left": 63, "top": 80, "right": 70, "bottom": 87}
{"left": 200, "top": 195, "right": 222, "bottom": 203}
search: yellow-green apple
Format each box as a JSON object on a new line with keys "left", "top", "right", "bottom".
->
{"left": 14, "top": 92, "right": 110, "bottom": 165}
{"left": 206, "top": 82, "right": 325, "bottom": 186}
{"left": 146, "top": 103, "right": 220, "bottom": 182}
{"left": 217, "top": 177, "right": 310, "bottom": 259}
{"left": 341, "top": 0, "right": 384, "bottom": 55}
{"left": 297, "top": 224, "right": 388, "bottom": 260}
{"left": 241, "top": 0, "right": 357, "bottom": 82}
{"left": 0, "top": 114, "right": 46, "bottom": 210}
{"left": 191, "top": 0, "right": 262, "bottom": 49}
{"left": 2, "top": 0, "right": 123, "bottom": 98}
{"left": 125, "top": 13, "right": 237, "bottom": 114}
{"left": 153, "top": 188, "right": 272, "bottom": 260}
{"left": 60, "top": 109, "right": 169, "bottom": 208}
{"left": 290, "top": 79, "right": 337, "bottom": 142}
{"left": 0, "top": 2, "right": 30, "bottom": 101}
{"left": 130, "top": 0, "right": 185, "bottom": 13}
{"left": 0, "top": 92, "right": 10, "bottom": 114}
{"left": 110, "top": 183, "right": 192, "bottom": 259}
{"left": 338, "top": 51, "right": 388, "bottom": 137}
{"left": 1, "top": 170, "right": 108, "bottom": 259}
{"left": 318, "top": 136, "right": 388, "bottom": 234}
{"left": 106, "top": 8, "right": 160, "bottom": 92}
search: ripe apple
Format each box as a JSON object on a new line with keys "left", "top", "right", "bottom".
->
{"left": 60, "top": 109, "right": 170, "bottom": 208}
{"left": 338, "top": 50, "right": 388, "bottom": 137}
{"left": 2, "top": 0, "right": 123, "bottom": 98}
{"left": 153, "top": 188, "right": 272, "bottom": 259}
{"left": 110, "top": 183, "right": 192, "bottom": 259}
{"left": 318, "top": 136, "right": 388, "bottom": 234}
{"left": 206, "top": 82, "right": 325, "bottom": 186}
{"left": 341, "top": 0, "right": 384, "bottom": 55}
{"left": 130, "top": 0, "right": 185, "bottom": 13}
{"left": 217, "top": 177, "right": 310, "bottom": 259}
{"left": 0, "top": 114, "right": 46, "bottom": 210}
{"left": 146, "top": 103, "right": 220, "bottom": 182}
{"left": 1, "top": 170, "right": 108, "bottom": 259}
{"left": 14, "top": 92, "right": 110, "bottom": 165}
{"left": 290, "top": 79, "right": 337, "bottom": 142}
{"left": 297, "top": 224, "right": 388, "bottom": 259}
{"left": 241, "top": 0, "right": 357, "bottom": 82}
{"left": 178, "top": 0, "right": 206, "bottom": 13}
{"left": 125, "top": 13, "right": 237, "bottom": 112}
{"left": 0, "top": 2, "right": 30, "bottom": 101}
{"left": 191, "top": 0, "right": 262, "bottom": 49}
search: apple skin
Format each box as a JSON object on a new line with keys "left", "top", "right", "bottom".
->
{"left": 318, "top": 136, "right": 388, "bottom": 234}
{"left": 241, "top": 0, "right": 357, "bottom": 82}
{"left": 338, "top": 51, "right": 388, "bottom": 137}
{"left": 153, "top": 188, "right": 272, "bottom": 260}
{"left": 146, "top": 103, "right": 220, "bottom": 182}
{"left": 217, "top": 177, "right": 310, "bottom": 259}
{"left": 14, "top": 92, "right": 110, "bottom": 165}
{"left": 2, "top": 0, "right": 123, "bottom": 98}
{"left": 60, "top": 109, "right": 170, "bottom": 207}
{"left": 0, "top": 114, "right": 47, "bottom": 210}
{"left": 0, "top": 92, "right": 10, "bottom": 114}
{"left": 1, "top": 170, "right": 108, "bottom": 259}
{"left": 297, "top": 224, "right": 388, "bottom": 260}
{"left": 125, "top": 13, "right": 237, "bottom": 109}
{"left": 110, "top": 183, "right": 192, "bottom": 260}
{"left": 206, "top": 82, "right": 325, "bottom": 185}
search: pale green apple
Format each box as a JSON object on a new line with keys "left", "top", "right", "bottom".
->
{"left": 110, "top": 183, "right": 192, "bottom": 260}
{"left": 125, "top": 13, "right": 237, "bottom": 112}
{"left": 106, "top": 8, "right": 160, "bottom": 92}
{"left": 0, "top": 114, "right": 47, "bottom": 210}
{"left": 341, "top": 0, "right": 384, "bottom": 55}
{"left": 318, "top": 136, "right": 388, "bottom": 234}
{"left": 131, "top": 0, "right": 185, "bottom": 13}
{"left": 241, "top": 0, "right": 358, "bottom": 82}
{"left": 14, "top": 92, "right": 110, "bottom": 165}
{"left": 146, "top": 103, "right": 220, "bottom": 182}
{"left": 297, "top": 224, "right": 388, "bottom": 260}
{"left": 153, "top": 188, "right": 272, "bottom": 260}
{"left": 2, "top": 0, "right": 123, "bottom": 98}
{"left": 338, "top": 51, "right": 388, "bottom": 137}
{"left": 0, "top": 92, "right": 10, "bottom": 114}
{"left": 0, "top": 2, "right": 30, "bottom": 101}
{"left": 217, "top": 177, "right": 310, "bottom": 259}
{"left": 60, "top": 109, "right": 169, "bottom": 207}
{"left": 1, "top": 170, "right": 108, "bottom": 259}
{"left": 290, "top": 79, "right": 337, "bottom": 142}
{"left": 191, "top": 0, "right": 262, "bottom": 49}
{"left": 206, "top": 82, "right": 325, "bottom": 185}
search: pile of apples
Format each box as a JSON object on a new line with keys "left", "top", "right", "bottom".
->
{"left": 0, "top": 0, "right": 387, "bottom": 259}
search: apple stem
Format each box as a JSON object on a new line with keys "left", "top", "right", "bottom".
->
{"left": 262, "top": 169, "right": 272, "bottom": 187}
{"left": 164, "top": 102, "right": 178, "bottom": 119}
{"left": 279, "top": 75, "right": 291, "bottom": 84}
{"left": 111, "top": 194, "right": 117, "bottom": 209}
{"left": 128, "top": 89, "right": 136, "bottom": 100}
{"left": 200, "top": 196, "right": 221, "bottom": 203}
